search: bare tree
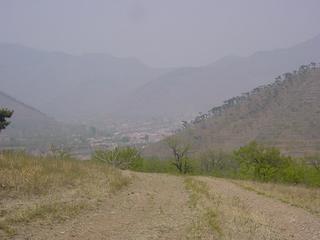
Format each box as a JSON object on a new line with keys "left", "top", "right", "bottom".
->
{"left": 166, "top": 137, "right": 191, "bottom": 174}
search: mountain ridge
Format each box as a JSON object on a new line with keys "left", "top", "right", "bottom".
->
{"left": 120, "top": 34, "right": 320, "bottom": 119}
{"left": 0, "top": 43, "right": 171, "bottom": 122}
{"left": 1, "top": 34, "right": 320, "bottom": 124}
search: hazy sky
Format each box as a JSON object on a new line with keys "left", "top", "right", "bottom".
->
{"left": 0, "top": 0, "right": 320, "bottom": 67}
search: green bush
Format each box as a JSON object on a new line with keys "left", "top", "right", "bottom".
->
{"left": 234, "top": 141, "right": 291, "bottom": 181}
{"left": 136, "top": 158, "right": 177, "bottom": 173}
{"left": 232, "top": 142, "right": 320, "bottom": 186}
{"left": 278, "top": 161, "right": 305, "bottom": 184}
{"left": 93, "top": 143, "right": 320, "bottom": 187}
{"left": 92, "top": 147, "right": 143, "bottom": 170}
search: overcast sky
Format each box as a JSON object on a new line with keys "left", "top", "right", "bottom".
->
{"left": 0, "top": 0, "right": 320, "bottom": 67}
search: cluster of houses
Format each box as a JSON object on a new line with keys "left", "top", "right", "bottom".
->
{"left": 86, "top": 126, "right": 173, "bottom": 150}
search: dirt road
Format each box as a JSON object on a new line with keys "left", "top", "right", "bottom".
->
{"left": 15, "top": 172, "right": 320, "bottom": 240}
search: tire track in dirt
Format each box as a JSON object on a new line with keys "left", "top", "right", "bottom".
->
{"left": 22, "top": 173, "right": 194, "bottom": 240}
{"left": 197, "top": 176, "right": 320, "bottom": 240}
{"left": 12, "top": 173, "right": 320, "bottom": 240}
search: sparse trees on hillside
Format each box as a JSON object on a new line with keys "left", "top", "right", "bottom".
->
{"left": 189, "top": 63, "right": 319, "bottom": 127}
{"left": 283, "top": 72, "right": 293, "bottom": 80}
{"left": 166, "top": 137, "right": 191, "bottom": 174}
{"left": 275, "top": 75, "right": 282, "bottom": 81}
{"left": 310, "top": 62, "right": 316, "bottom": 70}
{"left": 299, "top": 65, "right": 309, "bottom": 74}
{"left": 0, "top": 108, "right": 13, "bottom": 132}
{"left": 181, "top": 120, "right": 189, "bottom": 129}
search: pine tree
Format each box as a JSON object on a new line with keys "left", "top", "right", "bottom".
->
{"left": 0, "top": 108, "right": 14, "bottom": 132}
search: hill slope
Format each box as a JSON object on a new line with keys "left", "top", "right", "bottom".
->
{"left": 0, "top": 91, "right": 88, "bottom": 150}
{"left": 122, "top": 34, "right": 320, "bottom": 119}
{"left": 0, "top": 91, "right": 58, "bottom": 135}
{"left": 145, "top": 66, "right": 320, "bottom": 157}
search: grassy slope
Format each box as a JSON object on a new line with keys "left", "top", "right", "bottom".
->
{"left": 0, "top": 152, "right": 130, "bottom": 238}
{"left": 0, "top": 152, "right": 319, "bottom": 239}
{"left": 233, "top": 180, "right": 320, "bottom": 216}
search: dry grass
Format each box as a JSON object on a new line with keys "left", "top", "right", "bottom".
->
{"left": 184, "top": 177, "right": 210, "bottom": 208}
{"left": 233, "top": 180, "right": 320, "bottom": 216}
{"left": 221, "top": 194, "right": 280, "bottom": 240}
{"left": 184, "top": 178, "right": 222, "bottom": 240}
{"left": 0, "top": 151, "right": 130, "bottom": 238}
{"left": 185, "top": 177, "right": 280, "bottom": 240}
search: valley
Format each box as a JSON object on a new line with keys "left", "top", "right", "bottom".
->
{"left": 1, "top": 3, "right": 320, "bottom": 239}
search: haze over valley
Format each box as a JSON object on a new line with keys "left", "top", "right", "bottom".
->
{"left": 1, "top": 34, "right": 320, "bottom": 153}
{"left": 1, "top": 1, "right": 320, "bottom": 239}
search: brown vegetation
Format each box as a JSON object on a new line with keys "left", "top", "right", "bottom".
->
{"left": 0, "top": 151, "right": 130, "bottom": 238}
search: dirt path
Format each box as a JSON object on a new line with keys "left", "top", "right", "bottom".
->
{"left": 21, "top": 173, "right": 194, "bottom": 240}
{"left": 14, "top": 173, "right": 320, "bottom": 240}
{"left": 197, "top": 176, "right": 320, "bottom": 240}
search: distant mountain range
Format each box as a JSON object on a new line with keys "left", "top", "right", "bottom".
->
{"left": 143, "top": 66, "right": 320, "bottom": 157}
{"left": 0, "top": 44, "right": 170, "bottom": 122}
{"left": 0, "top": 34, "right": 320, "bottom": 124}
{"left": 121, "top": 34, "right": 320, "bottom": 119}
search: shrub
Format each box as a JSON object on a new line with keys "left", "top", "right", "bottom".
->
{"left": 92, "top": 147, "right": 143, "bottom": 170}
{"left": 234, "top": 142, "right": 291, "bottom": 181}
{"left": 278, "top": 161, "right": 305, "bottom": 184}
{"left": 135, "top": 157, "right": 177, "bottom": 173}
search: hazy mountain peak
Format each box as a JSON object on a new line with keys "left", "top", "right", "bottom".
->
{"left": 1, "top": 34, "right": 320, "bottom": 123}
{"left": 0, "top": 44, "right": 170, "bottom": 121}
{"left": 120, "top": 34, "right": 320, "bottom": 120}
